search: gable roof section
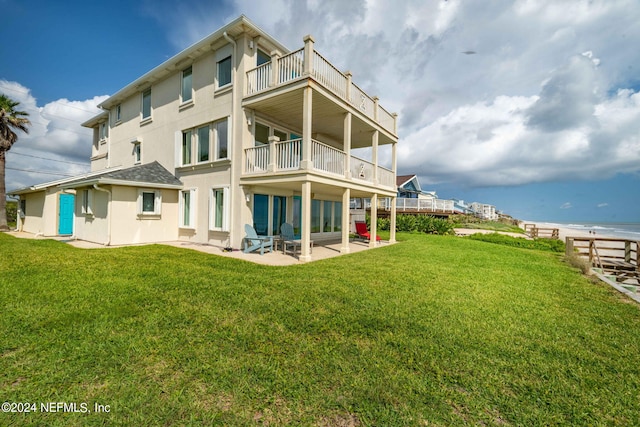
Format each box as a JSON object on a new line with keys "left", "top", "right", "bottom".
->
{"left": 60, "top": 161, "right": 183, "bottom": 190}
{"left": 396, "top": 174, "right": 414, "bottom": 187}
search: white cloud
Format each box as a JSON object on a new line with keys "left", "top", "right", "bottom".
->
{"left": 597, "top": 203, "right": 608, "bottom": 208}
{"left": 1, "top": 80, "right": 106, "bottom": 190}
{"left": 560, "top": 202, "right": 573, "bottom": 209}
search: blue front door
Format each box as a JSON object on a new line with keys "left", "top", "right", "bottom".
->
{"left": 58, "top": 194, "right": 74, "bottom": 235}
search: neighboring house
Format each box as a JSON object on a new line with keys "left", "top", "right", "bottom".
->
{"left": 379, "top": 174, "right": 454, "bottom": 213}
{"left": 469, "top": 202, "right": 498, "bottom": 220}
{"left": 10, "top": 15, "right": 398, "bottom": 261}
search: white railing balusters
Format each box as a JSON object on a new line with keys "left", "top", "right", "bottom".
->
{"left": 245, "top": 145, "right": 269, "bottom": 174}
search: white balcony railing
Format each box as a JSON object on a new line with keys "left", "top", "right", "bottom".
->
{"left": 246, "top": 44, "right": 397, "bottom": 135}
{"left": 380, "top": 198, "right": 455, "bottom": 212}
{"left": 244, "top": 139, "right": 394, "bottom": 190}
{"left": 275, "top": 139, "right": 302, "bottom": 170}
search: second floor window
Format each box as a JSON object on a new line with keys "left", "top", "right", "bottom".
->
{"left": 181, "top": 66, "right": 193, "bottom": 103}
{"left": 99, "top": 123, "right": 108, "bottom": 141}
{"left": 215, "top": 119, "right": 228, "bottom": 159}
{"left": 182, "top": 130, "right": 192, "bottom": 165}
{"left": 133, "top": 142, "right": 142, "bottom": 164}
{"left": 142, "top": 89, "right": 151, "bottom": 119}
{"left": 217, "top": 56, "right": 231, "bottom": 87}
{"left": 197, "top": 126, "right": 209, "bottom": 162}
{"left": 115, "top": 104, "right": 121, "bottom": 122}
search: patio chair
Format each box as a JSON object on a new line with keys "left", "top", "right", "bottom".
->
{"left": 354, "top": 221, "right": 381, "bottom": 243}
{"left": 280, "top": 223, "right": 313, "bottom": 256}
{"left": 242, "top": 224, "right": 273, "bottom": 255}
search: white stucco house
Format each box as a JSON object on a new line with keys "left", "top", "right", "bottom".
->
{"left": 10, "top": 15, "right": 398, "bottom": 261}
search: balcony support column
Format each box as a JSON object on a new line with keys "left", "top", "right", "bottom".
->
{"left": 389, "top": 195, "right": 397, "bottom": 244}
{"left": 303, "top": 34, "right": 315, "bottom": 76}
{"left": 372, "top": 130, "right": 379, "bottom": 185}
{"left": 301, "top": 86, "right": 313, "bottom": 170}
{"left": 369, "top": 193, "right": 378, "bottom": 248}
{"left": 270, "top": 51, "right": 281, "bottom": 87}
{"left": 341, "top": 187, "right": 351, "bottom": 254}
{"left": 300, "top": 181, "right": 312, "bottom": 262}
{"left": 267, "top": 135, "right": 279, "bottom": 173}
{"left": 344, "top": 112, "right": 352, "bottom": 179}
{"left": 391, "top": 141, "right": 397, "bottom": 175}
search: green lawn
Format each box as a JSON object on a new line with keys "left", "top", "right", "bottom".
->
{"left": 1, "top": 232, "right": 639, "bottom": 426}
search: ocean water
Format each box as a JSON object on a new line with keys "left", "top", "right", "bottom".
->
{"left": 551, "top": 222, "right": 640, "bottom": 240}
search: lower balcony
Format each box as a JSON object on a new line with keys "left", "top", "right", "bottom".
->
{"left": 243, "top": 138, "right": 395, "bottom": 191}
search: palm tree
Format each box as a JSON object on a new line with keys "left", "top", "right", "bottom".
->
{"left": 0, "top": 94, "right": 31, "bottom": 231}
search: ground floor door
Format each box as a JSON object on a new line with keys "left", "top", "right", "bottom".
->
{"left": 58, "top": 193, "right": 74, "bottom": 235}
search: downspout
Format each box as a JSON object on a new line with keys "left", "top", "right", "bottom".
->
{"left": 223, "top": 31, "right": 237, "bottom": 250}
{"left": 93, "top": 184, "right": 112, "bottom": 246}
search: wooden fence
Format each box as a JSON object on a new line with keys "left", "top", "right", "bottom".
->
{"left": 566, "top": 236, "right": 640, "bottom": 283}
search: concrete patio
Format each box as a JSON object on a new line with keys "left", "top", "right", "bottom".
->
{"left": 5, "top": 231, "right": 392, "bottom": 266}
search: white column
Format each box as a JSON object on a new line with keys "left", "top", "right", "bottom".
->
{"left": 303, "top": 34, "right": 315, "bottom": 76}
{"left": 300, "top": 181, "right": 312, "bottom": 262}
{"left": 267, "top": 135, "right": 279, "bottom": 173}
{"left": 372, "top": 130, "right": 379, "bottom": 185}
{"left": 389, "top": 196, "right": 397, "bottom": 244}
{"left": 270, "top": 50, "right": 281, "bottom": 87}
{"left": 301, "top": 86, "right": 313, "bottom": 170}
{"left": 341, "top": 188, "right": 351, "bottom": 254}
{"left": 344, "top": 112, "right": 352, "bottom": 179}
{"left": 369, "top": 193, "right": 378, "bottom": 248}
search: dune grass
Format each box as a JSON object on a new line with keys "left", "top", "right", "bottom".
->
{"left": 1, "top": 232, "right": 639, "bottom": 426}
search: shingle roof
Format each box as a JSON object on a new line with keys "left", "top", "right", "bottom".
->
{"left": 61, "top": 161, "right": 182, "bottom": 189}
{"left": 396, "top": 174, "right": 416, "bottom": 187}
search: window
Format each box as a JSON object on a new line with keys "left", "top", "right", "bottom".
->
{"left": 180, "top": 189, "right": 195, "bottom": 228}
{"left": 81, "top": 189, "right": 93, "bottom": 215}
{"left": 217, "top": 56, "right": 232, "bottom": 87}
{"left": 99, "top": 122, "right": 108, "bottom": 141}
{"left": 209, "top": 187, "right": 229, "bottom": 231}
{"left": 311, "top": 200, "right": 321, "bottom": 233}
{"left": 133, "top": 142, "right": 142, "bottom": 164}
{"left": 255, "top": 123, "right": 269, "bottom": 146}
{"left": 323, "top": 201, "right": 333, "bottom": 232}
{"left": 142, "top": 89, "right": 151, "bottom": 120}
{"left": 181, "top": 66, "right": 193, "bottom": 103}
{"left": 257, "top": 49, "right": 270, "bottom": 66}
{"left": 138, "top": 190, "right": 161, "bottom": 216}
{"left": 215, "top": 119, "right": 228, "bottom": 159}
{"left": 197, "top": 125, "right": 209, "bottom": 163}
{"left": 115, "top": 104, "right": 121, "bottom": 122}
{"left": 19, "top": 199, "right": 26, "bottom": 217}
{"left": 334, "top": 201, "right": 342, "bottom": 232}
{"left": 182, "top": 130, "right": 192, "bottom": 165}
{"left": 272, "top": 196, "right": 286, "bottom": 235}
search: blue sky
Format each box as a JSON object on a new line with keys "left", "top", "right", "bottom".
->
{"left": 2, "top": 0, "right": 640, "bottom": 223}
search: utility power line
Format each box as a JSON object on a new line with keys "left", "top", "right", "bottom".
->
{"left": 6, "top": 167, "right": 77, "bottom": 177}
{"left": 9, "top": 150, "right": 90, "bottom": 166}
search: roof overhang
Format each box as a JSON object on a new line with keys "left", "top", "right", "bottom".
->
{"left": 59, "top": 178, "right": 183, "bottom": 190}
{"left": 94, "top": 15, "right": 289, "bottom": 115}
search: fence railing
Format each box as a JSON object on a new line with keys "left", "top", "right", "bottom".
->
{"left": 245, "top": 46, "right": 396, "bottom": 135}
{"left": 245, "top": 145, "right": 269, "bottom": 174}
{"left": 378, "top": 198, "right": 455, "bottom": 212}
{"left": 566, "top": 236, "right": 640, "bottom": 283}
{"left": 244, "top": 140, "right": 394, "bottom": 190}
{"left": 312, "top": 140, "right": 345, "bottom": 176}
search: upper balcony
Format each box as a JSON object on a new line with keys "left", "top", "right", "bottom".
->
{"left": 244, "top": 35, "right": 398, "bottom": 139}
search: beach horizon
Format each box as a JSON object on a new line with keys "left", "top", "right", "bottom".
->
{"left": 520, "top": 220, "right": 640, "bottom": 241}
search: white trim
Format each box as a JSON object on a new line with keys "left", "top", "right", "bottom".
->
{"left": 209, "top": 186, "right": 229, "bottom": 232}
{"left": 179, "top": 188, "right": 197, "bottom": 229}
{"left": 138, "top": 189, "right": 162, "bottom": 216}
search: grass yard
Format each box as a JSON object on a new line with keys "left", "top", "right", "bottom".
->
{"left": 1, "top": 232, "right": 639, "bottom": 426}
